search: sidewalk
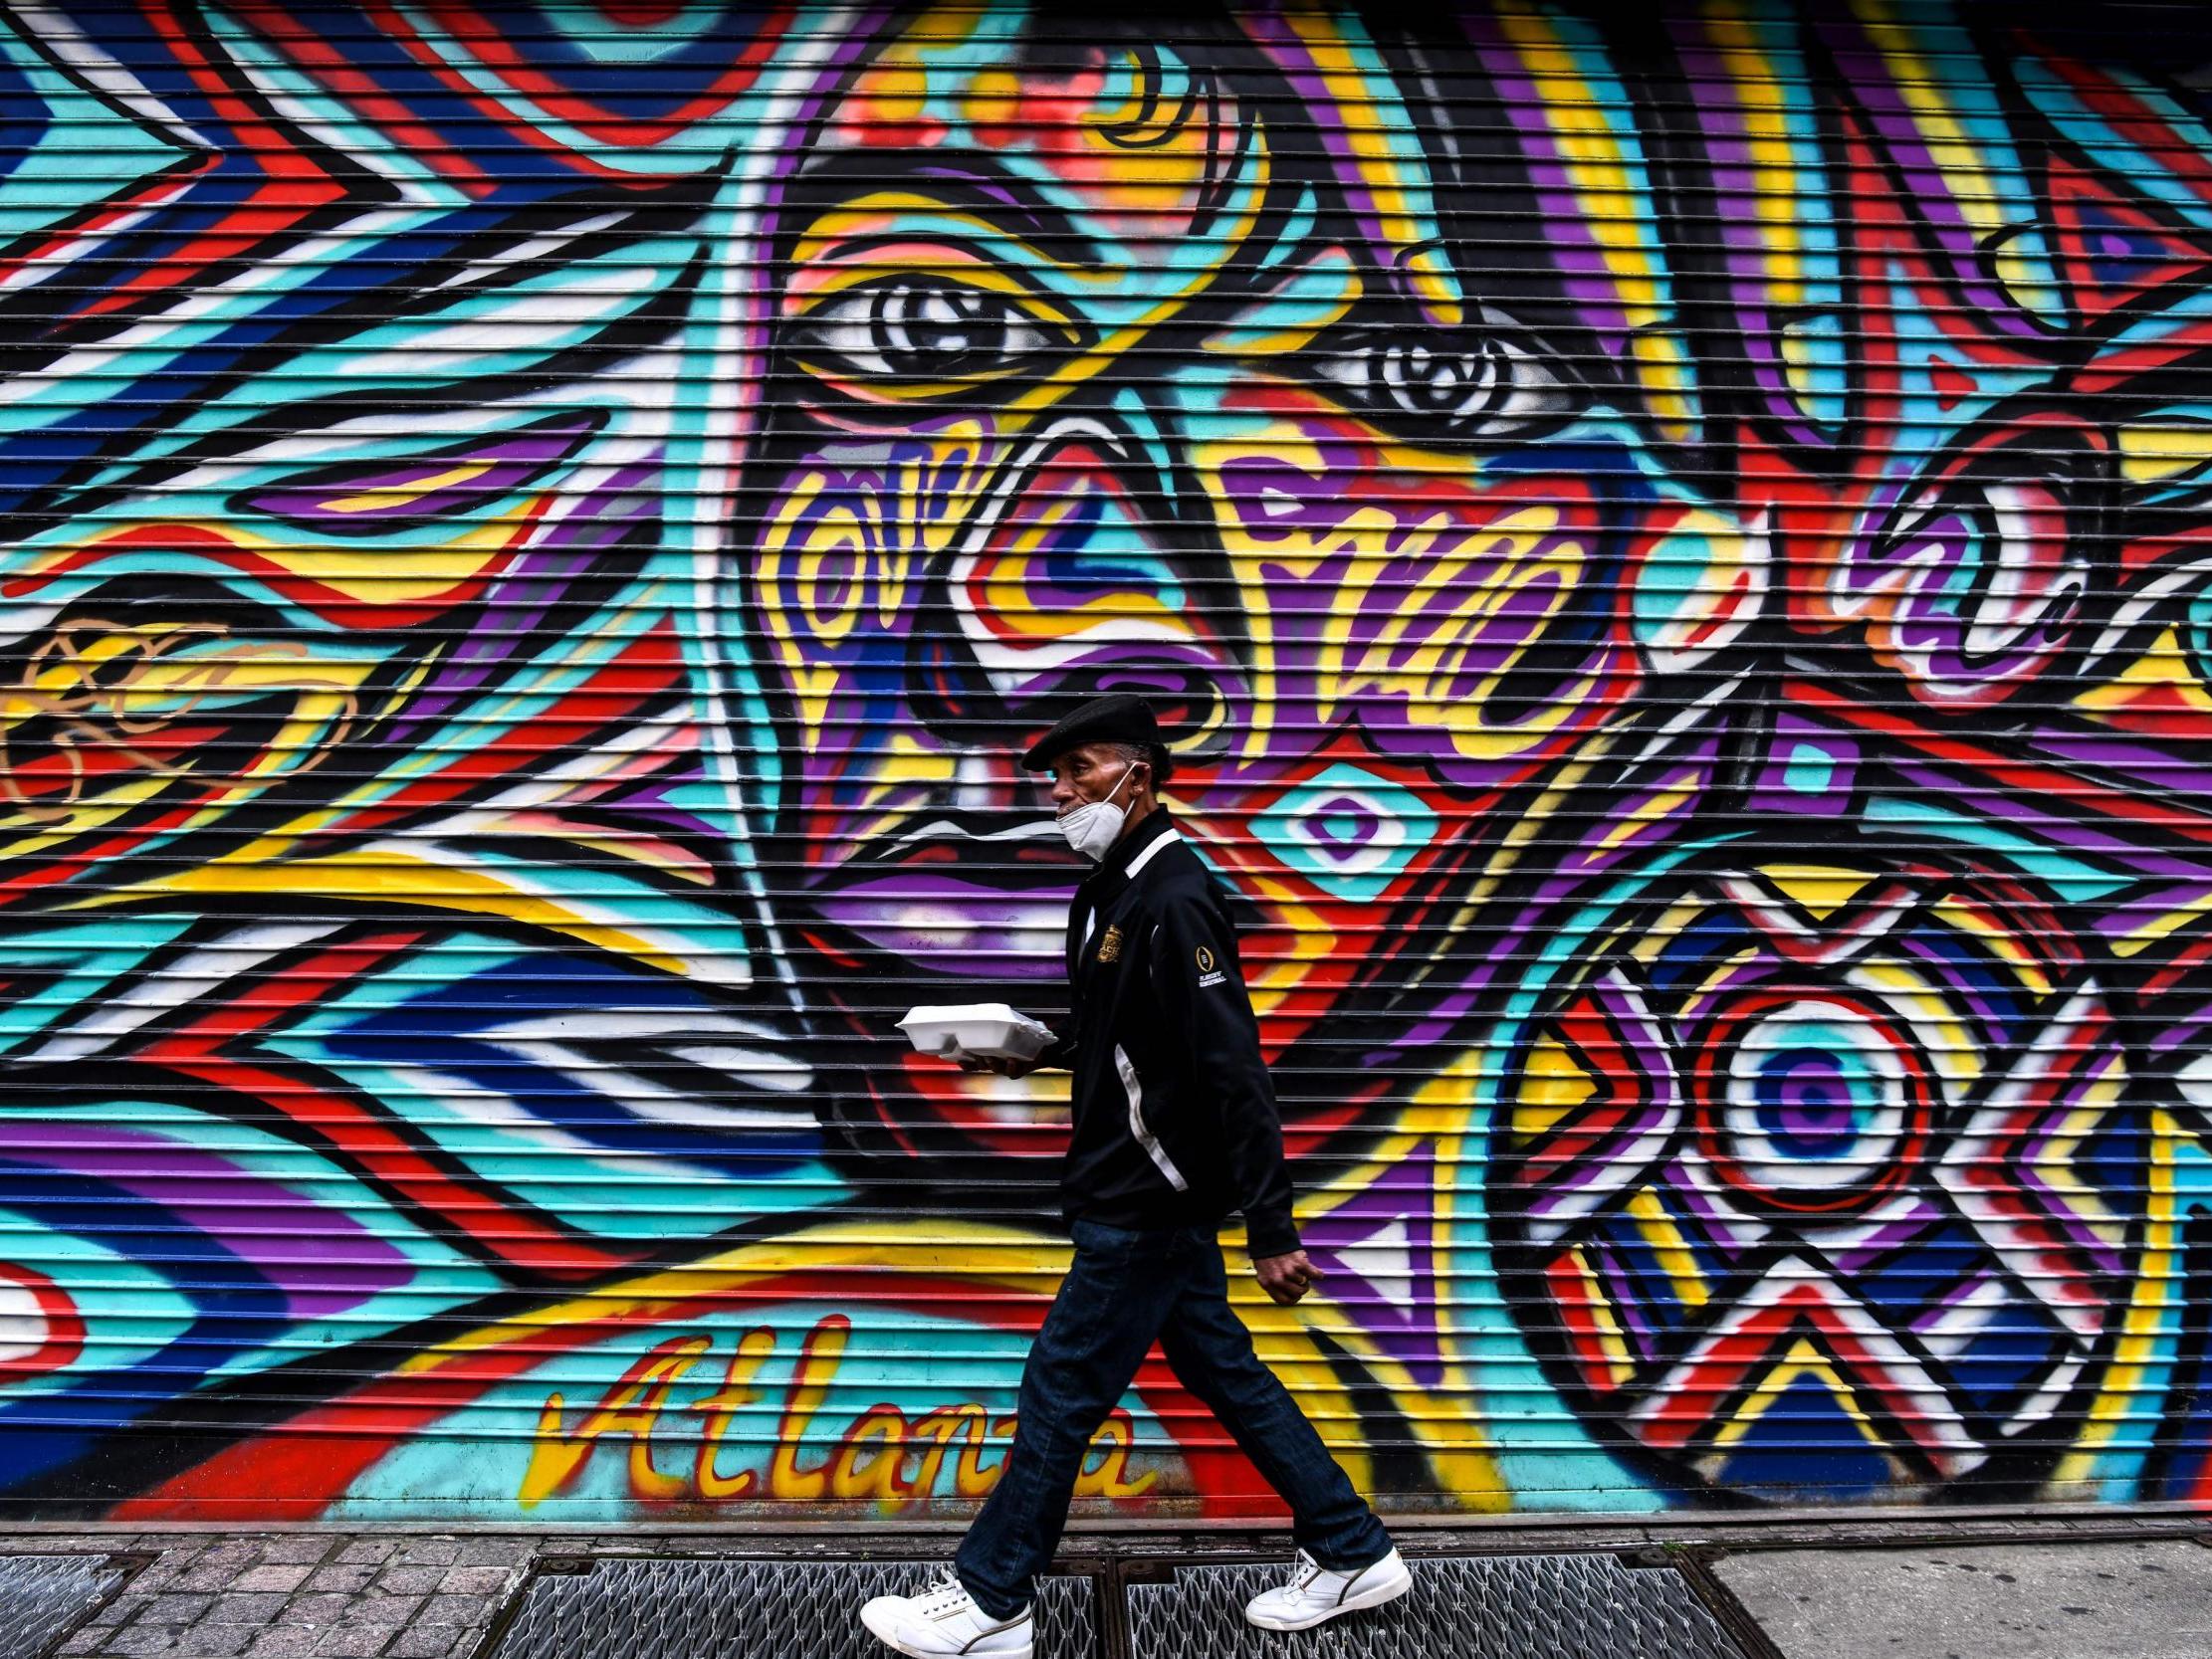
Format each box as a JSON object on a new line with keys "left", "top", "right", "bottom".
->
{"left": 2, "top": 1511, "right": 2206, "bottom": 1659}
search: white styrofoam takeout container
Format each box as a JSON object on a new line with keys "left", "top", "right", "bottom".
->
{"left": 898, "top": 1003, "right": 1055, "bottom": 1062}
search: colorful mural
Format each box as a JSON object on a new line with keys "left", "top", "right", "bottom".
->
{"left": 1, "top": 0, "right": 2211, "bottom": 1520}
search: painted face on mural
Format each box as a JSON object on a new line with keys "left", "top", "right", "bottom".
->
{"left": 739, "top": 7, "right": 1760, "bottom": 1167}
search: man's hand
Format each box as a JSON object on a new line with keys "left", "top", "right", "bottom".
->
{"left": 1254, "top": 1249, "right": 1320, "bottom": 1306}
{"left": 958, "top": 1052, "right": 1038, "bottom": 1080}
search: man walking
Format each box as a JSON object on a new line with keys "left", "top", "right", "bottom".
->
{"left": 861, "top": 695, "right": 1411, "bottom": 1658}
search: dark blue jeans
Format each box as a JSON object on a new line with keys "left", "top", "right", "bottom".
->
{"left": 955, "top": 1219, "right": 1392, "bottom": 1618}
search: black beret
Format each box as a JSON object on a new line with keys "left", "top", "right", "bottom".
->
{"left": 1019, "top": 693, "right": 1161, "bottom": 770}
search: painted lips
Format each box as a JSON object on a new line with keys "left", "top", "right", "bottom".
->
{"left": 803, "top": 815, "right": 1086, "bottom": 980}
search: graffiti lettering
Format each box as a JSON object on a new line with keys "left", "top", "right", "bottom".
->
{"left": 523, "top": 1319, "right": 1153, "bottom": 1511}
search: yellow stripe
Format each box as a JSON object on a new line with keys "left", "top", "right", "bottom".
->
{"left": 321, "top": 460, "right": 494, "bottom": 516}
{"left": 73, "top": 850, "right": 691, "bottom": 979}
{"left": 1854, "top": 0, "right": 2002, "bottom": 238}
{"left": 1705, "top": 5, "right": 1809, "bottom": 302}
{"left": 1277, "top": 12, "right": 1462, "bottom": 325}
{"left": 2050, "top": 1110, "right": 2184, "bottom": 1486}
{"left": 1629, "top": 1187, "right": 1710, "bottom": 1311}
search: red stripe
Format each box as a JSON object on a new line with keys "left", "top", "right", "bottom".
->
{"left": 363, "top": 2, "right": 670, "bottom": 186}
{"left": 138, "top": 931, "right": 635, "bottom": 1283}
{"left": 332, "top": 626, "right": 683, "bottom": 830}
{"left": 69, "top": 3, "right": 342, "bottom": 318}
{"left": 246, "top": 3, "right": 493, "bottom": 192}
{"left": 0, "top": 157, "right": 216, "bottom": 294}
{"left": 1789, "top": 680, "right": 2212, "bottom": 844}
{"left": 7, "top": 516, "right": 525, "bottom": 629}
{"left": 0, "top": 801, "right": 205, "bottom": 911}
{"left": 424, "top": 1, "right": 792, "bottom": 149}
{"left": 145, "top": 1049, "right": 637, "bottom": 1283}
{"left": 2034, "top": 48, "right": 2212, "bottom": 204}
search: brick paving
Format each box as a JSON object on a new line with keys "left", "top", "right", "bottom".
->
{"left": 4, "top": 1534, "right": 533, "bottom": 1659}
{"left": 0, "top": 1511, "right": 2204, "bottom": 1658}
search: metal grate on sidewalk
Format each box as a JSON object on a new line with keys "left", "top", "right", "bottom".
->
{"left": 483, "top": 1557, "right": 1099, "bottom": 1659}
{"left": 0, "top": 1555, "right": 127, "bottom": 1659}
{"left": 1125, "top": 1553, "right": 1752, "bottom": 1659}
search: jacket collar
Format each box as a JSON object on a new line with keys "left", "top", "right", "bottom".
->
{"left": 1080, "top": 807, "right": 1178, "bottom": 896}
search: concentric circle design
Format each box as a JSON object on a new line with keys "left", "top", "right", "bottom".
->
{"left": 1691, "top": 991, "right": 1933, "bottom": 1214}
{"left": 1488, "top": 855, "right": 2144, "bottom": 1503}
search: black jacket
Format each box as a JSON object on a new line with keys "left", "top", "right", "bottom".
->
{"left": 1037, "top": 811, "right": 1301, "bottom": 1257}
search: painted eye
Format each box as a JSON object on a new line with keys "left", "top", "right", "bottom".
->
{"left": 795, "top": 280, "right": 1061, "bottom": 386}
{"left": 1314, "top": 313, "right": 1572, "bottom": 439}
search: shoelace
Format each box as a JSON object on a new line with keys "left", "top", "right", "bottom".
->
{"left": 916, "top": 1575, "right": 977, "bottom": 1619}
{"left": 1290, "top": 1553, "right": 1324, "bottom": 1594}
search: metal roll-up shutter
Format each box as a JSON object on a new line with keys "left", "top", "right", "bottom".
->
{"left": 0, "top": 0, "right": 2210, "bottom": 1524}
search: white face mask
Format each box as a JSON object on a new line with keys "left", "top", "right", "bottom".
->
{"left": 1056, "top": 760, "right": 1144, "bottom": 861}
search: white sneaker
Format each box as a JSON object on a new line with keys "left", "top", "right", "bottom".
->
{"left": 1244, "top": 1548, "right": 1414, "bottom": 1631}
{"left": 859, "top": 1574, "right": 1034, "bottom": 1658}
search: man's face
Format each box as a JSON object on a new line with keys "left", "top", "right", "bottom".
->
{"left": 737, "top": 9, "right": 1754, "bottom": 1158}
{"left": 1048, "top": 744, "right": 1143, "bottom": 818}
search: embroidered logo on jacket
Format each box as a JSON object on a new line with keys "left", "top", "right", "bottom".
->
{"left": 1096, "top": 925, "right": 1124, "bottom": 963}
{"left": 1196, "top": 943, "right": 1225, "bottom": 987}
